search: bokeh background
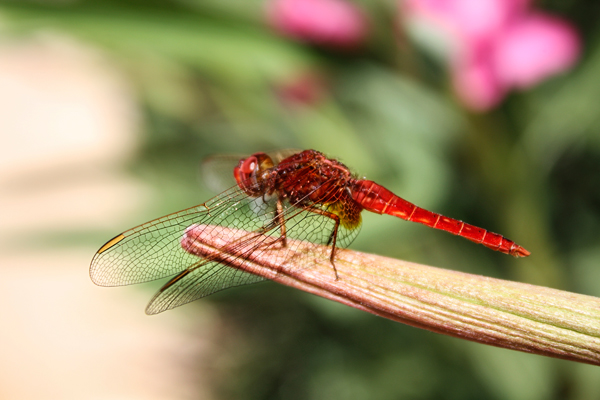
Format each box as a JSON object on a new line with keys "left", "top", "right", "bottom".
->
{"left": 1, "top": 0, "right": 599, "bottom": 399}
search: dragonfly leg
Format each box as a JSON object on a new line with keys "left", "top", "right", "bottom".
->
{"left": 300, "top": 206, "right": 340, "bottom": 280}
{"left": 276, "top": 198, "right": 287, "bottom": 248}
{"left": 250, "top": 199, "right": 288, "bottom": 250}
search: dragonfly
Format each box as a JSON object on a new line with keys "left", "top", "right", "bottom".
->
{"left": 90, "top": 149, "right": 530, "bottom": 314}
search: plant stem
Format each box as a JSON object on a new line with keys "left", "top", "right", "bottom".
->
{"left": 183, "top": 224, "right": 600, "bottom": 366}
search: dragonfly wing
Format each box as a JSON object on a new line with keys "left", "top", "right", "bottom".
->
{"left": 200, "top": 154, "right": 245, "bottom": 193}
{"left": 91, "top": 168, "right": 364, "bottom": 312}
{"left": 90, "top": 186, "right": 261, "bottom": 286}
{"left": 269, "top": 149, "right": 302, "bottom": 163}
{"left": 277, "top": 177, "right": 363, "bottom": 250}
{"left": 145, "top": 260, "right": 266, "bottom": 315}
{"left": 200, "top": 150, "right": 302, "bottom": 194}
{"left": 279, "top": 201, "right": 362, "bottom": 249}
{"left": 145, "top": 194, "right": 363, "bottom": 314}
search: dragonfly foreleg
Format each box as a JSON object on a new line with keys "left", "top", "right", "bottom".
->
{"left": 300, "top": 206, "right": 340, "bottom": 280}
{"left": 249, "top": 198, "right": 288, "bottom": 250}
{"left": 276, "top": 198, "right": 287, "bottom": 248}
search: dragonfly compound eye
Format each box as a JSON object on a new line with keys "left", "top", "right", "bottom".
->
{"left": 241, "top": 156, "right": 258, "bottom": 174}
{"left": 234, "top": 155, "right": 266, "bottom": 196}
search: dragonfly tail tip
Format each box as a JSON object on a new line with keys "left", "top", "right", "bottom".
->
{"left": 511, "top": 246, "right": 531, "bottom": 258}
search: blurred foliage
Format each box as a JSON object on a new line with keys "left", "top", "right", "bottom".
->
{"left": 2, "top": 0, "right": 600, "bottom": 399}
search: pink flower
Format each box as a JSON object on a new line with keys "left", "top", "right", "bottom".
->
{"left": 401, "top": 0, "right": 581, "bottom": 110}
{"left": 267, "top": 0, "right": 369, "bottom": 49}
{"left": 493, "top": 14, "right": 580, "bottom": 88}
{"left": 275, "top": 71, "right": 328, "bottom": 107}
{"left": 453, "top": 46, "right": 507, "bottom": 111}
{"left": 403, "top": 0, "right": 529, "bottom": 48}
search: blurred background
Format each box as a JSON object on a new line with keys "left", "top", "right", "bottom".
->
{"left": 1, "top": 0, "right": 599, "bottom": 399}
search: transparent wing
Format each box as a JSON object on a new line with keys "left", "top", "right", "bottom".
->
{"left": 141, "top": 187, "right": 362, "bottom": 314}
{"left": 90, "top": 185, "right": 266, "bottom": 286}
{"left": 90, "top": 174, "right": 362, "bottom": 314}
{"left": 200, "top": 154, "right": 245, "bottom": 193}
{"left": 269, "top": 149, "right": 303, "bottom": 163}
{"left": 145, "top": 260, "right": 266, "bottom": 315}
{"left": 200, "top": 150, "right": 303, "bottom": 194}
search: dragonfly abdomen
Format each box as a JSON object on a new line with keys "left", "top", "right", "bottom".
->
{"left": 351, "top": 179, "right": 530, "bottom": 257}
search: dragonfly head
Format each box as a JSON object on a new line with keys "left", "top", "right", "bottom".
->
{"left": 234, "top": 152, "right": 275, "bottom": 196}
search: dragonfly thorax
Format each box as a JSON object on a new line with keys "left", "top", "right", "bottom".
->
{"left": 273, "top": 150, "right": 354, "bottom": 207}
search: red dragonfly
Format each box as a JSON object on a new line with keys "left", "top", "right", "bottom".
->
{"left": 91, "top": 149, "right": 529, "bottom": 314}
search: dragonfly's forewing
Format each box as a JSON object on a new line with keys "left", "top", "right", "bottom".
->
{"left": 269, "top": 149, "right": 303, "bottom": 163}
{"left": 200, "top": 154, "right": 245, "bottom": 193}
{"left": 200, "top": 150, "right": 302, "bottom": 194}
{"left": 90, "top": 186, "right": 259, "bottom": 286}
